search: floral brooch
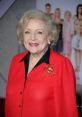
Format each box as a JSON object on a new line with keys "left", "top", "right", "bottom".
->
{"left": 44, "top": 64, "right": 54, "bottom": 74}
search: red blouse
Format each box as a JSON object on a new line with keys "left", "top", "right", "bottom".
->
{"left": 5, "top": 49, "right": 79, "bottom": 117}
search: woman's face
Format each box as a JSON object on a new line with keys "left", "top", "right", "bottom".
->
{"left": 78, "top": 6, "right": 82, "bottom": 14}
{"left": 45, "top": 6, "right": 51, "bottom": 14}
{"left": 54, "top": 10, "right": 61, "bottom": 19}
{"left": 23, "top": 19, "right": 49, "bottom": 55}
{"left": 65, "top": 12, "right": 71, "bottom": 21}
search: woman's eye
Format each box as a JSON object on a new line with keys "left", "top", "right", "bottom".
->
{"left": 24, "top": 31, "right": 30, "bottom": 34}
{"left": 38, "top": 31, "right": 43, "bottom": 34}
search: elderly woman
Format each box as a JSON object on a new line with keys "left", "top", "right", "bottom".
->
{"left": 5, "top": 10, "right": 79, "bottom": 117}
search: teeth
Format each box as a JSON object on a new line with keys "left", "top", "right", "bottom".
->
{"left": 29, "top": 43, "right": 38, "bottom": 46}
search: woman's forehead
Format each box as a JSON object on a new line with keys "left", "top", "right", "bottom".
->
{"left": 24, "top": 19, "right": 47, "bottom": 29}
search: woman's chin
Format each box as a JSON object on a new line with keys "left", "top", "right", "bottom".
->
{"left": 28, "top": 49, "right": 38, "bottom": 54}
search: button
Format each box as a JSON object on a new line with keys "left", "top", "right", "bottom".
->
{"left": 20, "top": 91, "right": 23, "bottom": 95}
{"left": 19, "top": 104, "right": 21, "bottom": 108}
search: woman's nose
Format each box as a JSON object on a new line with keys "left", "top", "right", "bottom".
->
{"left": 31, "top": 33, "right": 36, "bottom": 40}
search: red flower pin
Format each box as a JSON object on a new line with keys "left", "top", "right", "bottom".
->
{"left": 44, "top": 64, "right": 54, "bottom": 74}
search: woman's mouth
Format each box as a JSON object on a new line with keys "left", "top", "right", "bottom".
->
{"left": 29, "top": 42, "right": 39, "bottom": 47}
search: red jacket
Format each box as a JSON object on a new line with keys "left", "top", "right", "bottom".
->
{"left": 5, "top": 49, "right": 79, "bottom": 117}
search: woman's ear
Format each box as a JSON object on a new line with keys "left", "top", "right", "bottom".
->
{"left": 47, "top": 34, "right": 51, "bottom": 45}
{"left": 48, "top": 39, "right": 51, "bottom": 44}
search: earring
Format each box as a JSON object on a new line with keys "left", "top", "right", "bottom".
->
{"left": 48, "top": 41, "right": 50, "bottom": 45}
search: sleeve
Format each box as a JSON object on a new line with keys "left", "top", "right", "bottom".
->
{"left": 7, "top": 55, "right": 17, "bottom": 82}
{"left": 5, "top": 55, "right": 17, "bottom": 117}
{"left": 61, "top": 58, "right": 79, "bottom": 117}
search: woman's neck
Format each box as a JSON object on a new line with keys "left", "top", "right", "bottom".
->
{"left": 66, "top": 18, "right": 71, "bottom": 22}
{"left": 30, "top": 47, "right": 48, "bottom": 60}
{"left": 55, "top": 18, "right": 61, "bottom": 23}
{"left": 28, "top": 47, "right": 49, "bottom": 73}
{"left": 78, "top": 14, "right": 82, "bottom": 20}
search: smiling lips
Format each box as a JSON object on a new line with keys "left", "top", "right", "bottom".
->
{"left": 29, "top": 42, "right": 39, "bottom": 47}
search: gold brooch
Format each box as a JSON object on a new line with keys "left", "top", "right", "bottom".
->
{"left": 44, "top": 64, "right": 54, "bottom": 74}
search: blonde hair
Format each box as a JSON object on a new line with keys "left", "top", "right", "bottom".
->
{"left": 16, "top": 9, "right": 58, "bottom": 45}
{"left": 64, "top": 10, "right": 71, "bottom": 18}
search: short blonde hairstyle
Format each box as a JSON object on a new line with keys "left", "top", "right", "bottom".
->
{"left": 64, "top": 10, "right": 72, "bottom": 18}
{"left": 16, "top": 9, "right": 58, "bottom": 45}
